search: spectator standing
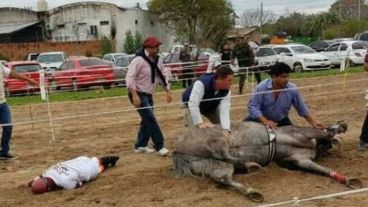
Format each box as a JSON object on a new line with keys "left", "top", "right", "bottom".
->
{"left": 126, "top": 36, "right": 172, "bottom": 156}
{"left": 0, "top": 64, "right": 38, "bottom": 159}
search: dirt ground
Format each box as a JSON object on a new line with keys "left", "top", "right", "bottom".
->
{"left": 1, "top": 72, "right": 368, "bottom": 207}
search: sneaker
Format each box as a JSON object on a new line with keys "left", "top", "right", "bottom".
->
{"left": 0, "top": 153, "right": 16, "bottom": 160}
{"left": 157, "top": 147, "right": 169, "bottom": 156}
{"left": 359, "top": 141, "right": 368, "bottom": 151}
{"left": 134, "top": 146, "right": 155, "bottom": 153}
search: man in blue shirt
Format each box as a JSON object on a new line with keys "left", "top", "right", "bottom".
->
{"left": 246, "top": 62, "right": 323, "bottom": 129}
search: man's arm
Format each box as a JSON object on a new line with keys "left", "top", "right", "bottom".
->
{"left": 247, "top": 86, "right": 278, "bottom": 128}
{"left": 218, "top": 90, "right": 231, "bottom": 130}
{"left": 291, "top": 87, "right": 324, "bottom": 128}
{"left": 126, "top": 58, "right": 141, "bottom": 108}
{"left": 9, "top": 70, "right": 39, "bottom": 86}
{"left": 188, "top": 81, "right": 207, "bottom": 127}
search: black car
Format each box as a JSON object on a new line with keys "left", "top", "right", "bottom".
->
{"left": 309, "top": 40, "right": 336, "bottom": 52}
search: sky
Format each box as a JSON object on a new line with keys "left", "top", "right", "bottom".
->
{"left": 0, "top": 0, "right": 337, "bottom": 15}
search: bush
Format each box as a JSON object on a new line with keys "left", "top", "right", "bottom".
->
{"left": 99, "top": 36, "right": 113, "bottom": 56}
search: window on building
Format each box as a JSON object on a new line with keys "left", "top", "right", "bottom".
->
{"left": 150, "top": 21, "right": 154, "bottom": 26}
{"left": 57, "top": 24, "right": 65, "bottom": 29}
{"left": 100, "top": 21, "right": 109, "bottom": 26}
{"left": 78, "top": 22, "right": 87, "bottom": 25}
{"left": 135, "top": 20, "right": 138, "bottom": 25}
{"left": 90, "top": 25, "right": 98, "bottom": 36}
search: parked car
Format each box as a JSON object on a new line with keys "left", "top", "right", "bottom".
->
{"left": 37, "top": 51, "right": 66, "bottom": 71}
{"left": 25, "top": 53, "right": 39, "bottom": 61}
{"left": 309, "top": 40, "right": 336, "bottom": 52}
{"left": 3, "top": 61, "right": 43, "bottom": 96}
{"left": 49, "top": 57, "right": 115, "bottom": 91}
{"left": 333, "top": 38, "right": 353, "bottom": 42}
{"left": 354, "top": 31, "right": 368, "bottom": 41}
{"left": 163, "top": 52, "right": 183, "bottom": 81}
{"left": 271, "top": 44, "right": 330, "bottom": 72}
{"left": 102, "top": 53, "right": 128, "bottom": 65}
{"left": 196, "top": 48, "right": 221, "bottom": 74}
{"left": 255, "top": 45, "right": 279, "bottom": 66}
{"left": 320, "top": 40, "right": 368, "bottom": 66}
{"left": 113, "top": 56, "right": 130, "bottom": 86}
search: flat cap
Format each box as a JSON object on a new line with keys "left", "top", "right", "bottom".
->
{"left": 143, "top": 36, "right": 161, "bottom": 47}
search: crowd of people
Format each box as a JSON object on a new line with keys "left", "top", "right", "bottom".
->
{"left": 1, "top": 36, "right": 367, "bottom": 195}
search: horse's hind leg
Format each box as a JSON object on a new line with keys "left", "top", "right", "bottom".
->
{"left": 209, "top": 166, "right": 264, "bottom": 202}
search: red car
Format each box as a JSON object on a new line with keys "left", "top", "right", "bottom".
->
{"left": 4, "top": 61, "right": 42, "bottom": 96}
{"left": 49, "top": 57, "right": 116, "bottom": 91}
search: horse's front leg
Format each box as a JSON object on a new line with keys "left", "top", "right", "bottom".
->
{"left": 284, "top": 158, "right": 362, "bottom": 189}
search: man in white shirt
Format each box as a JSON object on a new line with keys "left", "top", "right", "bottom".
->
{"left": 0, "top": 64, "right": 38, "bottom": 159}
{"left": 182, "top": 66, "right": 233, "bottom": 132}
{"left": 29, "top": 155, "right": 119, "bottom": 194}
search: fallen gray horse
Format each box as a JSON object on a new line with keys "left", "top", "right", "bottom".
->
{"left": 173, "top": 121, "right": 362, "bottom": 202}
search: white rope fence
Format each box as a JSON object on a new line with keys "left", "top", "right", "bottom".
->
{"left": 4, "top": 76, "right": 368, "bottom": 128}
{"left": 255, "top": 187, "right": 368, "bottom": 207}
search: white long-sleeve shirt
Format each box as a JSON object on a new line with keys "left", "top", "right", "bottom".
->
{"left": 188, "top": 81, "right": 231, "bottom": 130}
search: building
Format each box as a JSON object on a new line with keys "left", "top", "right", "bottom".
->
{"left": 0, "top": 1, "right": 175, "bottom": 52}
{"left": 0, "top": 7, "right": 44, "bottom": 43}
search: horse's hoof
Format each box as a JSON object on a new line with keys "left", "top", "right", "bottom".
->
{"left": 346, "top": 178, "right": 363, "bottom": 189}
{"left": 246, "top": 188, "right": 264, "bottom": 203}
{"left": 245, "top": 162, "right": 263, "bottom": 174}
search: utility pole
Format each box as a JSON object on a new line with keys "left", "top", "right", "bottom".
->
{"left": 260, "top": 2, "right": 263, "bottom": 35}
{"left": 339, "top": 0, "right": 342, "bottom": 19}
{"left": 358, "top": 0, "right": 361, "bottom": 20}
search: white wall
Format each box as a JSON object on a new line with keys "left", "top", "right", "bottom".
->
{"left": 48, "top": 3, "right": 116, "bottom": 42}
{"left": 0, "top": 8, "right": 38, "bottom": 24}
{"left": 115, "top": 8, "right": 175, "bottom": 53}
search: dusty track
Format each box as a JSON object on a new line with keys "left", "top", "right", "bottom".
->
{"left": 1, "top": 72, "right": 368, "bottom": 207}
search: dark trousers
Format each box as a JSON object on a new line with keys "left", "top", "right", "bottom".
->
{"left": 238, "top": 67, "right": 262, "bottom": 93}
{"left": 244, "top": 116, "right": 293, "bottom": 127}
{"left": 128, "top": 92, "right": 164, "bottom": 151}
{"left": 360, "top": 111, "right": 368, "bottom": 143}
{"left": 0, "top": 103, "right": 12, "bottom": 155}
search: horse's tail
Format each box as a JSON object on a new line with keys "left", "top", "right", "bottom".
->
{"left": 172, "top": 151, "right": 196, "bottom": 177}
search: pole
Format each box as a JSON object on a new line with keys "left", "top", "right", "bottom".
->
{"left": 358, "top": 0, "right": 361, "bottom": 20}
{"left": 260, "top": 2, "right": 263, "bottom": 34}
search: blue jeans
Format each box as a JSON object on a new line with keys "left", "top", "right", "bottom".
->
{"left": 0, "top": 103, "right": 13, "bottom": 155}
{"left": 129, "top": 92, "right": 165, "bottom": 151}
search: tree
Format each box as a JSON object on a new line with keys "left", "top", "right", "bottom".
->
{"left": 147, "top": 0, "right": 235, "bottom": 47}
{"left": 239, "top": 9, "right": 276, "bottom": 27}
{"left": 99, "top": 36, "right": 113, "bottom": 56}
{"left": 123, "top": 30, "right": 136, "bottom": 54}
{"left": 123, "top": 30, "right": 143, "bottom": 54}
{"left": 134, "top": 31, "right": 143, "bottom": 52}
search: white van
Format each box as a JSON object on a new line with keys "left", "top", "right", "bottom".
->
{"left": 37, "top": 51, "right": 66, "bottom": 71}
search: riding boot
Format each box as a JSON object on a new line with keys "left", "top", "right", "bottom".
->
{"left": 100, "top": 156, "right": 120, "bottom": 168}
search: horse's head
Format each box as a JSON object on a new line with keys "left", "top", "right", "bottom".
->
{"left": 316, "top": 121, "right": 348, "bottom": 159}
{"left": 324, "top": 120, "right": 348, "bottom": 135}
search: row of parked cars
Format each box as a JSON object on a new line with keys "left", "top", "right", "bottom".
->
{"left": 1, "top": 49, "right": 217, "bottom": 96}
{"left": 255, "top": 40, "right": 368, "bottom": 72}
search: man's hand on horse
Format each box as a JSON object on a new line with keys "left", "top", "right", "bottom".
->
{"left": 197, "top": 122, "right": 214, "bottom": 129}
{"left": 264, "top": 120, "right": 278, "bottom": 129}
{"left": 312, "top": 120, "right": 324, "bottom": 129}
